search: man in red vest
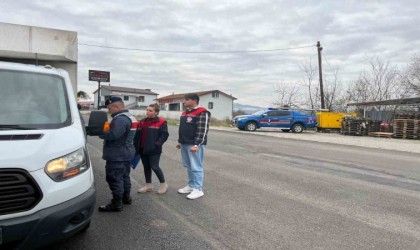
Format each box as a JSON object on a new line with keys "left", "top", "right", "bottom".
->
{"left": 176, "top": 93, "right": 211, "bottom": 199}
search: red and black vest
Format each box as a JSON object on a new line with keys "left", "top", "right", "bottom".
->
{"left": 134, "top": 117, "right": 169, "bottom": 154}
{"left": 178, "top": 107, "right": 210, "bottom": 145}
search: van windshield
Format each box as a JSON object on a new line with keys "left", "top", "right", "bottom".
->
{"left": 0, "top": 70, "right": 71, "bottom": 129}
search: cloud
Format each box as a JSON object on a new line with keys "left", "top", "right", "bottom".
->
{"left": 1, "top": 0, "right": 420, "bottom": 106}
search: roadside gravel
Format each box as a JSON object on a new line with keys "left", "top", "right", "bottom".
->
{"left": 211, "top": 126, "right": 420, "bottom": 154}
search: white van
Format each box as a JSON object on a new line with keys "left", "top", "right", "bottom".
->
{"left": 0, "top": 62, "right": 104, "bottom": 249}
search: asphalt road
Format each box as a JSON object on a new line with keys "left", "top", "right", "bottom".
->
{"left": 51, "top": 125, "right": 420, "bottom": 250}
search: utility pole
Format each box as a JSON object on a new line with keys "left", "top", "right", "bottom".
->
{"left": 89, "top": 70, "right": 110, "bottom": 110}
{"left": 97, "top": 81, "right": 101, "bottom": 110}
{"left": 317, "top": 41, "right": 325, "bottom": 109}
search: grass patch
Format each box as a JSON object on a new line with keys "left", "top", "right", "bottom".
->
{"left": 209, "top": 119, "right": 231, "bottom": 127}
{"left": 165, "top": 119, "right": 179, "bottom": 126}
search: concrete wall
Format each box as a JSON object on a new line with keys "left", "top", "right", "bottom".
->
{"left": 0, "top": 22, "right": 78, "bottom": 95}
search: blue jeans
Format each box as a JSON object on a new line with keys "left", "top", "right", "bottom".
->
{"left": 180, "top": 144, "right": 205, "bottom": 190}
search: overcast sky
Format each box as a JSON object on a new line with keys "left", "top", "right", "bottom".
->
{"left": 1, "top": 0, "right": 419, "bottom": 106}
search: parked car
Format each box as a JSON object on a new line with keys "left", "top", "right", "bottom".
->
{"left": 231, "top": 109, "right": 317, "bottom": 133}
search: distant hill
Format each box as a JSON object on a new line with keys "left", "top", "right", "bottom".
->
{"left": 233, "top": 103, "right": 264, "bottom": 114}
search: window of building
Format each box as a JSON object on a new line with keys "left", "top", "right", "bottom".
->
{"left": 169, "top": 103, "right": 181, "bottom": 111}
{"left": 138, "top": 96, "right": 145, "bottom": 102}
{"left": 124, "top": 96, "right": 129, "bottom": 101}
{"left": 212, "top": 92, "right": 219, "bottom": 98}
{"left": 208, "top": 102, "right": 214, "bottom": 109}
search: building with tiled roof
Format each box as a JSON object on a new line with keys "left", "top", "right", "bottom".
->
{"left": 157, "top": 90, "right": 237, "bottom": 120}
{"left": 93, "top": 85, "right": 159, "bottom": 109}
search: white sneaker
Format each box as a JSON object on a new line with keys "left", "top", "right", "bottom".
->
{"left": 178, "top": 186, "right": 194, "bottom": 194}
{"left": 186, "top": 189, "right": 204, "bottom": 200}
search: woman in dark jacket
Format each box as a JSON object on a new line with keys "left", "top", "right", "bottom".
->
{"left": 135, "top": 104, "right": 169, "bottom": 194}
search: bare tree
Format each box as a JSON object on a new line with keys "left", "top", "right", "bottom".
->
{"left": 323, "top": 62, "right": 344, "bottom": 111}
{"left": 401, "top": 54, "right": 420, "bottom": 96}
{"left": 299, "top": 59, "right": 319, "bottom": 109}
{"left": 329, "top": 95, "right": 349, "bottom": 112}
{"left": 348, "top": 56, "right": 402, "bottom": 110}
{"left": 347, "top": 77, "right": 370, "bottom": 103}
{"left": 272, "top": 81, "right": 300, "bottom": 108}
{"left": 299, "top": 58, "right": 344, "bottom": 111}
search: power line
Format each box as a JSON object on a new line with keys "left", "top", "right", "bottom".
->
{"left": 78, "top": 43, "right": 316, "bottom": 54}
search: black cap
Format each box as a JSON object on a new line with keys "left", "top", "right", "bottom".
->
{"left": 184, "top": 93, "right": 199, "bottom": 101}
{"left": 105, "top": 96, "right": 123, "bottom": 106}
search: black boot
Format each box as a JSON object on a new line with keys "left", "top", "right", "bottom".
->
{"left": 123, "top": 195, "right": 132, "bottom": 205}
{"left": 98, "top": 196, "right": 123, "bottom": 212}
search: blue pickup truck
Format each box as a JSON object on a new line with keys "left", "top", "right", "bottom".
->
{"left": 232, "top": 109, "right": 317, "bottom": 133}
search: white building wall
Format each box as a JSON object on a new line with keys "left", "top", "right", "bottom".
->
{"left": 127, "top": 93, "right": 234, "bottom": 121}
{"left": 93, "top": 88, "right": 112, "bottom": 109}
{"left": 93, "top": 93, "right": 98, "bottom": 109}
{"left": 93, "top": 89, "right": 157, "bottom": 109}
{"left": 200, "top": 94, "right": 233, "bottom": 120}
{"left": 138, "top": 94, "right": 158, "bottom": 107}
{"left": 130, "top": 103, "right": 232, "bottom": 120}
{"left": 108, "top": 91, "right": 137, "bottom": 107}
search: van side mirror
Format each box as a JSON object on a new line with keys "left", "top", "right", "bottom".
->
{"left": 86, "top": 111, "right": 108, "bottom": 136}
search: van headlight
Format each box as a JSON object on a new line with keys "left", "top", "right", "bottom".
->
{"left": 45, "top": 148, "right": 90, "bottom": 182}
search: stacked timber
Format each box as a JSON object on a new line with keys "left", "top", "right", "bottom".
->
{"left": 395, "top": 113, "right": 420, "bottom": 120}
{"left": 368, "top": 120, "right": 382, "bottom": 133}
{"left": 341, "top": 117, "right": 369, "bottom": 136}
{"left": 393, "top": 119, "right": 420, "bottom": 139}
{"left": 368, "top": 132, "right": 394, "bottom": 138}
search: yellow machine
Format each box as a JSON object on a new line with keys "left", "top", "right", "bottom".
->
{"left": 316, "top": 111, "right": 357, "bottom": 131}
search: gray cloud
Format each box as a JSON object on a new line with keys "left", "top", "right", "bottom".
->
{"left": 1, "top": 0, "right": 419, "bottom": 106}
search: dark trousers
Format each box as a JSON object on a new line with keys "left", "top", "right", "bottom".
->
{"left": 139, "top": 153, "right": 165, "bottom": 183}
{"left": 105, "top": 161, "right": 131, "bottom": 197}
